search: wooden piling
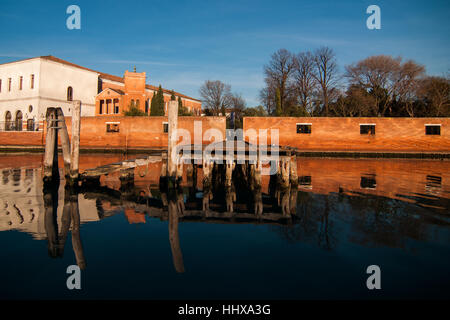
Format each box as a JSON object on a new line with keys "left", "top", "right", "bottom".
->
{"left": 168, "top": 198, "right": 185, "bottom": 273}
{"left": 56, "top": 108, "right": 71, "bottom": 177}
{"left": 70, "top": 100, "right": 81, "bottom": 180}
{"left": 167, "top": 100, "right": 178, "bottom": 179}
{"left": 289, "top": 155, "right": 298, "bottom": 188}
{"left": 43, "top": 108, "right": 57, "bottom": 182}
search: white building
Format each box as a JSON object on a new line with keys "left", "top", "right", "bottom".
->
{"left": 0, "top": 56, "right": 99, "bottom": 131}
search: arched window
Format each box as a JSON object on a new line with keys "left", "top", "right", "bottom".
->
{"left": 15, "top": 111, "right": 23, "bottom": 131}
{"left": 5, "top": 111, "right": 12, "bottom": 131}
{"left": 145, "top": 100, "right": 149, "bottom": 114}
{"left": 67, "top": 86, "right": 73, "bottom": 101}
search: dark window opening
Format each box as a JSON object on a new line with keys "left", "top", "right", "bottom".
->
{"left": 360, "top": 124, "right": 375, "bottom": 135}
{"left": 297, "top": 124, "right": 311, "bottom": 134}
{"left": 360, "top": 175, "right": 376, "bottom": 189}
{"left": 299, "top": 175, "right": 312, "bottom": 187}
{"left": 27, "top": 119, "right": 35, "bottom": 131}
{"left": 106, "top": 123, "right": 120, "bottom": 133}
{"left": 67, "top": 86, "right": 73, "bottom": 101}
{"left": 163, "top": 122, "right": 168, "bottom": 133}
{"left": 30, "top": 74, "right": 34, "bottom": 89}
{"left": 425, "top": 125, "right": 440, "bottom": 135}
{"left": 426, "top": 175, "right": 441, "bottom": 187}
{"left": 15, "top": 111, "right": 23, "bottom": 131}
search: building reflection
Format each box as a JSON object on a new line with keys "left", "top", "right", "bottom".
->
{"left": 0, "top": 156, "right": 449, "bottom": 272}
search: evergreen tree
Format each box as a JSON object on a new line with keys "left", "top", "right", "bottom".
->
{"left": 150, "top": 86, "right": 165, "bottom": 116}
{"left": 150, "top": 91, "right": 157, "bottom": 116}
{"left": 171, "top": 90, "right": 176, "bottom": 101}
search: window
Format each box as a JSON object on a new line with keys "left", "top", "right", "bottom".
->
{"left": 8, "top": 78, "right": 11, "bottom": 91}
{"left": 106, "top": 122, "right": 120, "bottom": 133}
{"left": 114, "top": 99, "right": 119, "bottom": 114}
{"left": 19, "top": 76, "right": 23, "bottom": 90}
{"left": 360, "top": 175, "right": 376, "bottom": 189}
{"left": 15, "top": 111, "right": 23, "bottom": 131}
{"left": 4, "top": 111, "right": 12, "bottom": 131}
{"left": 27, "top": 119, "right": 35, "bottom": 131}
{"left": 297, "top": 123, "right": 311, "bottom": 134}
{"left": 28, "top": 105, "right": 33, "bottom": 112}
{"left": 0, "top": 79, "right": 2, "bottom": 92}
{"left": 425, "top": 124, "right": 441, "bottom": 135}
{"left": 299, "top": 176, "right": 312, "bottom": 189}
{"left": 360, "top": 124, "right": 375, "bottom": 135}
{"left": 67, "top": 86, "right": 73, "bottom": 101}
{"left": 163, "top": 122, "right": 168, "bottom": 133}
{"left": 30, "top": 74, "right": 34, "bottom": 89}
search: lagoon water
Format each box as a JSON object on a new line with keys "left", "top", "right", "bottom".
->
{"left": 0, "top": 153, "right": 449, "bottom": 299}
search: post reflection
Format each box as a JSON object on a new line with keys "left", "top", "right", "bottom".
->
{"left": 43, "top": 182, "right": 86, "bottom": 270}
{"left": 166, "top": 188, "right": 185, "bottom": 273}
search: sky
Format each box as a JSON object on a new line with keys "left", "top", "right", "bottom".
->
{"left": 0, "top": 0, "right": 449, "bottom": 106}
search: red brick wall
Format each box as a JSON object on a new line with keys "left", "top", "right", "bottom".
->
{"left": 0, "top": 131, "right": 44, "bottom": 147}
{"left": 54, "top": 116, "right": 225, "bottom": 149}
{"left": 243, "top": 117, "right": 450, "bottom": 153}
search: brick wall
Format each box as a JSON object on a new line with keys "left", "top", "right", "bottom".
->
{"left": 243, "top": 117, "right": 450, "bottom": 153}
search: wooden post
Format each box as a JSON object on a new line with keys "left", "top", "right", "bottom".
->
{"left": 289, "top": 155, "right": 298, "bottom": 188}
{"left": 70, "top": 100, "right": 81, "bottom": 180}
{"left": 168, "top": 196, "right": 185, "bottom": 273}
{"left": 43, "top": 108, "right": 57, "bottom": 182}
{"left": 202, "top": 160, "right": 213, "bottom": 212}
{"left": 167, "top": 100, "right": 178, "bottom": 180}
{"left": 70, "top": 192, "right": 86, "bottom": 270}
{"left": 56, "top": 108, "right": 71, "bottom": 177}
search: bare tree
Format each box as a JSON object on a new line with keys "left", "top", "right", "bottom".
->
{"left": 395, "top": 60, "right": 426, "bottom": 116}
{"left": 199, "top": 80, "right": 232, "bottom": 116}
{"left": 262, "top": 49, "right": 296, "bottom": 115}
{"left": 345, "top": 55, "right": 424, "bottom": 116}
{"left": 312, "top": 47, "right": 339, "bottom": 116}
{"left": 417, "top": 76, "right": 450, "bottom": 116}
{"left": 293, "top": 51, "right": 317, "bottom": 116}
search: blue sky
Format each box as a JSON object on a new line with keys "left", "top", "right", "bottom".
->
{"left": 0, "top": 0, "right": 449, "bottom": 106}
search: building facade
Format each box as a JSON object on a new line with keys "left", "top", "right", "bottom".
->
{"left": 0, "top": 56, "right": 202, "bottom": 132}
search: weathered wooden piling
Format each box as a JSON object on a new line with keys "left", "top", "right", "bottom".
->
{"left": 202, "top": 160, "right": 213, "bottom": 212}
{"left": 168, "top": 196, "right": 185, "bottom": 273}
{"left": 290, "top": 155, "right": 298, "bottom": 188}
{"left": 70, "top": 191, "right": 86, "bottom": 270}
{"left": 167, "top": 100, "right": 178, "bottom": 181}
{"left": 70, "top": 100, "right": 81, "bottom": 180}
{"left": 43, "top": 108, "right": 57, "bottom": 182}
{"left": 55, "top": 107, "right": 71, "bottom": 177}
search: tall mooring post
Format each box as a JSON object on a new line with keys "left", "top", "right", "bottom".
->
{"left": 167, "top": 100, "right": 179, "bottom": 186}
{"left": 55, "top": 108, "right": 71, "bottom": 177}
{"left": 43, "top": 108, "right": 58, "bottom": 183}
{"left": 70, "top": 100, "right": 81, "bottom": 180}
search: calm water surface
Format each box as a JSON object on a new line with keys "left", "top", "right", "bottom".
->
{"left": 0, "top": 153, "right": 449, "bottom": 299}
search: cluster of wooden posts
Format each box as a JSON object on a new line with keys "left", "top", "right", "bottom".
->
{"left": 43, "top": 100, "right": 81, "bottom": 187}
{"left": 43, "top": 100, "right": 300, "bottom": 218}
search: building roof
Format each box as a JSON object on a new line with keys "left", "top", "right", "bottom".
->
{"left": 0, "top": 55, "right": 201, "bottom": 102}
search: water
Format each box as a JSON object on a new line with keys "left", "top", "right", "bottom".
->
{"left": 0, "top": 153, "right": 449, "bottom": 300}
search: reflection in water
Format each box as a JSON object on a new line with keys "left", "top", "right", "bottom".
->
{"left": 0, "top": 155, "right": 449, "bottom": 298}
{"left": 43, "top": 180, "right": 86, "bottom": 269}
{"left": 166, "top": 188, "right": 185, "bottom": 273}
